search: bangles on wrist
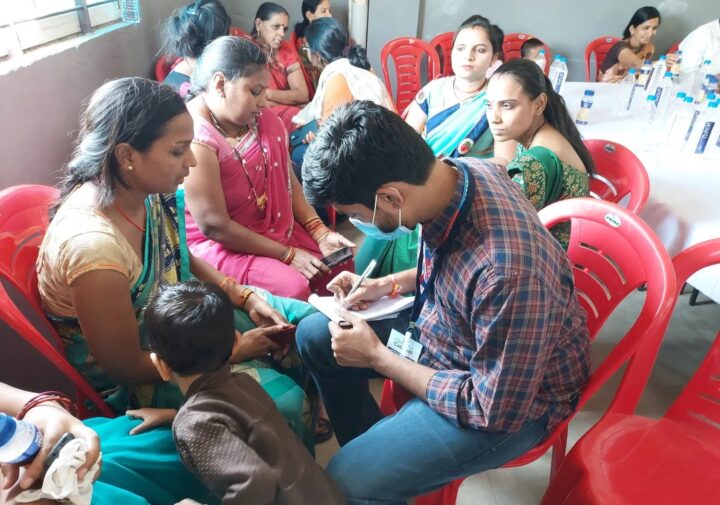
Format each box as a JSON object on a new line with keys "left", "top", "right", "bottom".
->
{"left": 17, "top": 391, "right": 77, "bottom": 420}
{"left": 282, "top": 246, "right": 296, "bottom": 265}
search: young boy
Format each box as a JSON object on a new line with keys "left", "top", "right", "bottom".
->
{"left": 520, "top": 37, "right": 544, "bottom": 60}
{"left": 144, "top": 281, "right": 346, "bottom": 505}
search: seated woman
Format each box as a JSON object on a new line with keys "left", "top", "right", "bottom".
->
{"left": 37, "top": 77, "right": 320, "bottom": 467}
{"left": 487, "top": 58, "right": 594, "bottom": 247}
{"left": 355, "top": 14, "right": 512, "bottom": 278}
{"left": 293, "top": 0, "right": 333, "bottom": 92}
{"left": 0, "top": 382, "right": 210, "bottom": 504}
{"left": 598, "top": 6, "right": 674, "bottom": 82}
{"left": 290, "top": 17, "right": 395, "bottom": 173}
{"left": 251, "top": 2, "right": 310, "bottom": 132}
{"left": 159, "top": 0, "right": 230, "bottom": 97}
{"left": 183, "top": 36, "right": 354, "bottom": 301}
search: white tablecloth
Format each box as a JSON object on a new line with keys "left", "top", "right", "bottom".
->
{"left": 561, "top": 82, "right": 720, "bottom": 303}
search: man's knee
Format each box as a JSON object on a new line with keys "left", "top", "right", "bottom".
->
{"left": 296, "top": 313, "right": 333, "bottom": 364}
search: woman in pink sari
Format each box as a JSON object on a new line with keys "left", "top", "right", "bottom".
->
{"left": 183, "top": 36, "right": 354, "bottom": 300}
{"left": 251, "top": 2, "right": 309, "bottom": 132}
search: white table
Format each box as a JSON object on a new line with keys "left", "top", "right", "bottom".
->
{"left": 561, "top": 82, "right": 720, "bottom": 303}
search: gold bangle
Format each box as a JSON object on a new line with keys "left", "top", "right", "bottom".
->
{"left": 302, "top": 216, "right": 323, "bottom": 229}
{"left": 282, "top": 247, "right": 296, "bottom": 265}
{"left": 238, "top": 288, "right": 254, "bottom": 309}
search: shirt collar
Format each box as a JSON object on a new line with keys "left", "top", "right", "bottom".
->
{"left": 184, "top": 366, "right": 232, "bottom": 399}
{"left": 421, "top": 159, "right": 467, "bottom": 250}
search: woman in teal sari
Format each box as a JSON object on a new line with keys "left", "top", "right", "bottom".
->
{"left": 354, "top": 15, "right": 512, "bottom": 277}
{"left": 36, "top": 78, "right": 317, "bottom": 504}
{"left": 487, "top": 58, "right": 593, "bottom": 248}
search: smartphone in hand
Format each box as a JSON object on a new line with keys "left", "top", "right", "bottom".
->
{"left": 268, "top": 326, "right": 296, "bottom": 346}
{"left": 320, "top": 247, "right": 353, "bottom": 269}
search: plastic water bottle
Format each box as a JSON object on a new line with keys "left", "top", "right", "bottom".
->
{"left": 637, "top": 60, "right": 653, "bottom": 89}
{"left": 575, "top": 90, "right": 595, "bottom": 125}
{"left": 699, "top": 76, "right": 719, "bottom": 104}
{"left": 645, "top": 55, "right": 667, "bottom": 93}
{"left": 534, "top": 49, "right": 547, "bottom": 73}
{"left": 0, "top": 414, "right": 42, "bottom": 465}
{"left": 641, "top": 95, "right": 662, "bottom": 149}
{"left": 671, "top": 50, "right": 683, "bottom": 81}
{"left": 704, "top": 102, "right": 720, "bottom": 159}
{"left": 689, "top": 100, "right": 718, "bottom": 155}
{"left": 666, "top": 96, "right": 695, "bottom": 151}
{"left": 616, "top": 68, "right": 640, "bottom": 115}
{"left": 691, "top": 60, "right": 712, "bottom": 100}
{"left": 548, "top": 56, "right": 568, "bottom": 93}
{"left": 653, "top": 71, "right": 674, "bottom": 113}
{"left": 679, "top": 97, "right": 705, "bottom": 150}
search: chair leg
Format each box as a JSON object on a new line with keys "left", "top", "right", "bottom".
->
{"left": 688, "top": 288, "right": 714, "bottom": 306}
{"left": 549, "top": 428, "right": 568, "bottom": 482}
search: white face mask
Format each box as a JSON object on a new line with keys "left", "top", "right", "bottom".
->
{"left": 349, "top": 195, "right": 415, "bottom": 241}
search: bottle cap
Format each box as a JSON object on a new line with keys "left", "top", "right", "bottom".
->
{"left": 644, "top": 59, "right": 652, "bottom": 65}
{"left": 539, "top": 49, "right": 545, "bottom": 54}
{"left": 703, "top": 59, "right": 712, "bottom": 65}
{"left": 664, "top": 71, "right": 672, "bottom": 77}
{"left": 684, "top": 97, "right": 694, "bottom": 103}
{"left": 709, "top": 101, "right": 719, "bottom": 108}
{"left": 583, "top": 90, "right": 595, "bottom": 96}
{"left": 707, "top": 93, "right": 717, "bottom": 100}
{"left": 676, "top": 91, "right": 686, "bottom": 98}
{"left": 647, "top": 95, "right": 657, "bottom": 101}
{"left": 659, "top": 55, "right": 666, "bottom": 60}
{"left": 628, "top": 68, "right": 637, "bottom": 74}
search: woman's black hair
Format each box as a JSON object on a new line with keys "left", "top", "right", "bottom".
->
{"left": 491, "top": 59, "right": 595, "bottom": 175}
{"left": 159, "top": 0, "right": 231, "bottom": 59}
{"left": 252, "top": 2, "right": 289, "bottom": 36}
{"left": 305, "top": 17, "right": 371, "bottom": 70}
{"left": 56, "top": 78, "right": 187, "bottom": 212}
{"left": 294, "top": 0, "right": 323, "bottom": 38}
{"left": 453, "top": 14, "right": 503, "bottom": 58}
{"left": 189, "top": 36, "right": 268, "bottom": 98}
{"left": 623, "top": 6, "right": 661, "bottom": 39}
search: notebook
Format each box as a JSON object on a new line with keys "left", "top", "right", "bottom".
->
{"left": 308, "top": 294, "right": 415, "bottom": 323}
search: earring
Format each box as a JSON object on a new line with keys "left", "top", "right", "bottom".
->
{"left": 127, "top": 165, "right": 134, "bottom": 171}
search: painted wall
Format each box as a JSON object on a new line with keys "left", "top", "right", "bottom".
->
{"left": 223, "top": 0, "right": 348, "bottom": 33}
{"left": 371, "top": 0, "right": 718, "bottom": 81}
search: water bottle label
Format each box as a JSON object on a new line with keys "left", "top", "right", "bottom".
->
{"left": 0, "top": 421, "right": 42, "bottom": 464}
{"left": 644, "top": 68, "right": 655, "bottom": 90}
{"left": 624, "top": 85, "right": 639, "bottom": 112}
{"left": 575, "top": 105, "right": 591, "bottom": 125}
{"left": 685, "top": 110, "right": 701, "bottom": 141}
{"left": 638, "top": 70, "right": 650, "bottom": 87}
{"left": 655, "top": 87, "right": 664, "bottom": 105}
{"left": 553, "top": 71, "right": 565, "bottom": 92}
{"left": 695, "top": 122, "right": 716, "bottom": 154}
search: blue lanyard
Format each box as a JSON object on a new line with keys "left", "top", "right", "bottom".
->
{"left": 409, "top": 162, "right": 475, "bottom": 328}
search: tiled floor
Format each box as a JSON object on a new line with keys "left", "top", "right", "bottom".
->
{"left": 318, "top": 222, "right": 720, "bottom": 504}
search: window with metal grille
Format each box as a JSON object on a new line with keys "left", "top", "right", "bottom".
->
{"left": 0, "top": 0, "right": 140, "bottom": 59}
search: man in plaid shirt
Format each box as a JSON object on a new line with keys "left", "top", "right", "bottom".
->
{"left": 296, "top": 101, "right": 590, "bottom": 505}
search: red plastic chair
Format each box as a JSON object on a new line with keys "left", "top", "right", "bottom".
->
{"left": 502, "top": 33, "right": 551, "bottom": 73}
{"left": 0, "top": 185, "right": 114, "bottom": 419}
{"left": 540, "top": 238, "right": 720, "bottom": 505}
{"left": 429, "top": 31, "right": 454, "bottom": 77}
{"left": 380, "top": 37, "right": 441, "bottom": 115}
{"left": 229, "top": 26, "right": 249, "bottom": 37}
{"left": 154, "top": 55, "right": 182, "bottom": 82}
{"left": 381, "top": 198, "right": 676, "bottom": 505}
{"left": 667, "top": 40, "right": 680, "bottom": 55}
{"left": 584, "top": 139, "right": 650, "bottom": 214}
{"left": 584, "top": 36, "right": 621, "bottom": 82}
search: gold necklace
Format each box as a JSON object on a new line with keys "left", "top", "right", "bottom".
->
{"left": 204, "top": 99, "right": 269, "bottom": 213}
{"left": 453, "top": 77, "right": 486, "bottom": 105}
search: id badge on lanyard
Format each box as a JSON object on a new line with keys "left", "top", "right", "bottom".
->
{"left": 386, "top": 162, "right": 475, "bottom": 361}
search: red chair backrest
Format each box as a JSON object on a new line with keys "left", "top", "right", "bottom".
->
{"left": 585, "top": 36, "right": 621, "bottom": 82}
{"left": 539, "top": 199, "right": 675, "bottom": 416}
{"left": 665, "top": 239, "right": 720, "bottom": 432}
{"left": 154, "top": 55, "right": 182, "bottom": 82}
{"left": 429, "top": 31, "right": 454, "bottom": 78}
{"left": 380, "top": 37, "right": 441, "bottom": 115}
{"left": 0, "top": 185, "right": 114, "bottom": 418}
{"left": 584, "top": 139, "right": 650, "bottom": 215}
{"left": 667, "top": 41, "right": 680, "bottom": 55}
{"left": 502, "top": 33, "right": 551, "bottom": 73}
{"left": 229, "top": 26, "right": 249, "bottom": 37}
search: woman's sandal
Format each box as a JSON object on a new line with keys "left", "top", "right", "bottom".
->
{"left": 314, "top": 417, "right": 334, "bottom": 444}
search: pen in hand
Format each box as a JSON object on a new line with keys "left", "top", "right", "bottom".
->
{"left": 339, "top": 259, "right": 377, "bottom": 309}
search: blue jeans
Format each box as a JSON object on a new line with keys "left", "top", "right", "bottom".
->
{"left": 296, "top": 312, "right": 549, "bottom": 504}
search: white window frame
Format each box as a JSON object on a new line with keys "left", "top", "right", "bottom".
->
{"left": 0, "top": 0, "right": 139, "bottom": 59}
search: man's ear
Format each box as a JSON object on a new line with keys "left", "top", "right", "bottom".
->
{"left": 150, "top": 352, "right": 173, "bottom": 382}
{"left": 376, "top": 186, "right": 405, "bottom": 210}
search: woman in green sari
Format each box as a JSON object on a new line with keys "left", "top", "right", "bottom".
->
{"left": 354, "top": 15, "right": 512, "bottom": 278}
{"left": 486, "top": 58, "right": 594, "bottom": 248}
{"left": 36, "top": 77, "right": 316, "bottom": 504}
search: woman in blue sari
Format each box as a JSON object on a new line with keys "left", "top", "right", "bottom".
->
{"left": 355, "top": 15, "right": 512, "bottom": 277}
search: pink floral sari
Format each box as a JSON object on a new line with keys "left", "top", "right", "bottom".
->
{"left": 185, "top": 109, "right": 321, "bottom": 299}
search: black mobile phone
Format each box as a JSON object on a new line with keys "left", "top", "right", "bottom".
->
{"left": 320, "top": 247, "right": 353, "bottom": 268}
{"left": 43, "top": 432, "right": 75, "bottom": 471}
{"left": 268, "top": 325, "right": 296, "bottom": 346}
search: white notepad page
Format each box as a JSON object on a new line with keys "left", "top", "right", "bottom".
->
{"left": 308, "top": 294, "right": 415, "bottom": 323}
